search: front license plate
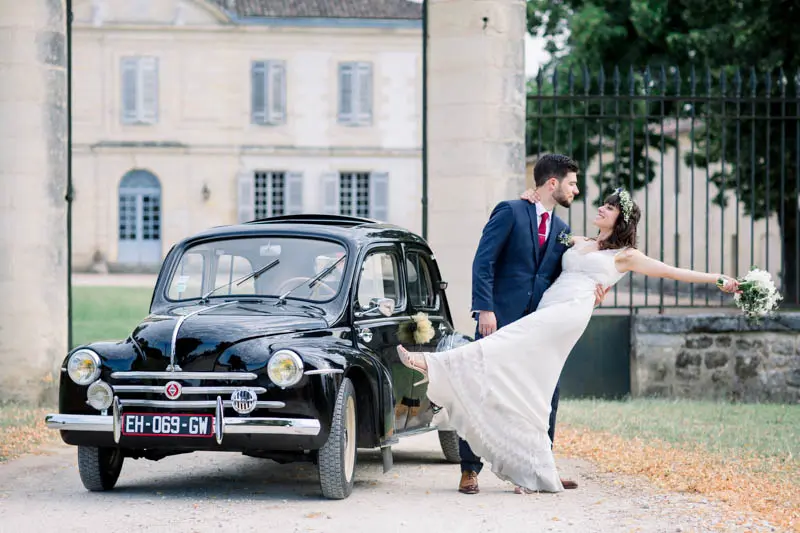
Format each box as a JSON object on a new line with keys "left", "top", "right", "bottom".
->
{"left": 121, "top": 413, "right": 214, "bottom": 438}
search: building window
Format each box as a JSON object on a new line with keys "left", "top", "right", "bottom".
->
{"left": 120, "top": 56, "right": 159, "bottom": 124}
{"left": 251, "top": 60, "right": 286, "bottom": 125}
{"left": 239, "top": 171, "right": 303, "bottom": 222}
{"left": 338, "top": 62, "right": 372, "bottom": 126}
{"left": 254, "top": 171, "right": 286, "bottom": 218}
{"left": 328, "top": 172, "right": 389, "bottom": 221}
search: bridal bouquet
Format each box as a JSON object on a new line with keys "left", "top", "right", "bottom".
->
{"left": 723, "top": 267, "right": 783, "bottom": 323}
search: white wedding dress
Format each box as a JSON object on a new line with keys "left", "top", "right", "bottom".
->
{"left": 425, "top": 240, "right": 628, "bottom": 492}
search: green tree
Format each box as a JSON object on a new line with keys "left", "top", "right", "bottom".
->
{"left": 526, "top": 0, "right": 800, "bottom": 303}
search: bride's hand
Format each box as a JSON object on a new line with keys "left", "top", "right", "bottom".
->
{"left": 520, "top": 188, "right": 541, "bottom": 204}
{"left": 717, "top": 276, "right": 740, "bottom": 293}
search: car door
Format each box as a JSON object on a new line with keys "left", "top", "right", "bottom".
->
{"left": 400, "top": 245, "right": 455, "bottom": 431}
{"left": 351, "top": 244, "right": 416, "bottom": 434}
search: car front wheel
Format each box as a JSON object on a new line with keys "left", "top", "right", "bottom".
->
{"left": 318, "top": 377, "right": 357, "bottom": 499}
{"left": 77, "top": 446, "right": 124, "bottom": 491}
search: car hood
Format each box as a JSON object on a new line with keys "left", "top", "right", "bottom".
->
{"left": 127, "top": 302, "right": 330, "bottom": 372}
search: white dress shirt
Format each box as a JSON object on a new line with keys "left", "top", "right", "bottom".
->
{"left": 536, "top": 201, "right": 554, "bottom": 241}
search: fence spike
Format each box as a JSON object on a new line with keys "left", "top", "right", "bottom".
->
{"left": 598, "top": 65, "right": 606, "bottom": 95}
{"left": 749, "top": 66, "right": 757, "bottom": 96}
{"left": 628, "top": 65, "right": 636, "bottom": 95}
{"left": 777, "top": 67, "right": 786, "bottom": 97}
{"left": 582, "top": 63, "right": 590, "bottom": 94}
{"left": 689, "top": 64, "right": 697, "bottom": 96}
{"left": 613, "top": 65, "right": 621, "bottom": 95}
{"left": 674, "top": 65, "right": 681, "bottom": 96}
{"left": 733, "top": 68, "right": 742, "bottom": 97}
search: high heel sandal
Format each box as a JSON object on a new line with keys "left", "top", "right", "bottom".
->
{"left": 396, "top": 345, "right": 429, "bottom": 386}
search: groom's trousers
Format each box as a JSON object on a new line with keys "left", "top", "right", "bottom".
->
{"left": 459, "top": 329, "right": 562, "bottom": 474}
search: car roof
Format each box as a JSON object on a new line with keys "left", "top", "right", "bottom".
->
{"left": 176, "top": 214, "right": 430, "bottom": 249}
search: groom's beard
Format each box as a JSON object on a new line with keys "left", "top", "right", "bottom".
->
{"left": 553, "top": 190, "right": 573, "bottom": 208}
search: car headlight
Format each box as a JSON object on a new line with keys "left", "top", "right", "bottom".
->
{"left": 267, "top": 350, "right": 304, "bottom": 388}
{"left": 86, "top": 380, "right": 113, "bottom": 411}
{"left": 67, "top": 349, "right": 102, "bottom": 385}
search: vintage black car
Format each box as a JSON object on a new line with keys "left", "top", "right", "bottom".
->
{"left": 46, "top": 214, "right": 467, "bottom": 499}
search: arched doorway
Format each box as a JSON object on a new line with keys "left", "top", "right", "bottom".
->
{"left": 118, "top": 169, "right": 162, "bottom": 266}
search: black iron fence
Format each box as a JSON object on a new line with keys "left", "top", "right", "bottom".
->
{"left": 526, "top": 64, "right": 800, "bottom": 310}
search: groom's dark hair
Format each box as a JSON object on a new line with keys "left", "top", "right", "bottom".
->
{"left": 533, "top": 154, "right": 579, "bottom": 187}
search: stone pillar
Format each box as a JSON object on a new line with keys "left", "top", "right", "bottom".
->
{"left": 0, "top": 1, "right": 68, "bottom": 404}
{"left": 427, "top": 0, "right": 527, "bottom": 333}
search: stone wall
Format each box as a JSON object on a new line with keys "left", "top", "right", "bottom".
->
{"left": 631, "top": 314, "right": 800, "bottom": 403}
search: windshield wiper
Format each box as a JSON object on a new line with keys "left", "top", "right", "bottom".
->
{"left": 199, "top": 259, "right": 279, "bottom": 303}
{"left": 275, "top": 254, "right": 346, "bottom": 305}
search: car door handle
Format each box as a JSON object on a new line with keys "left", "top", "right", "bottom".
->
{"left": 358, "top": 327, "right": 373, "bottom": 343}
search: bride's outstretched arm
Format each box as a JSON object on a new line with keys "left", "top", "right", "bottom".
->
{"left": 615, "top": 249, "right": 739, "bottom": 292}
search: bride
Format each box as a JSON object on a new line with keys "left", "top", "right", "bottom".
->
{"left": 397, "top": 188, "right": 740, "bottom": 493}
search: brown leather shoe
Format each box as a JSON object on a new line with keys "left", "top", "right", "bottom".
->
{"left": 561, "top": 478, "right": 578, "bottom": 489}
{"left": 458, "top": 471, "right": 479, "bottom": 494}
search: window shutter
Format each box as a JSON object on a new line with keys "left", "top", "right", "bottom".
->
{"left": 267, "top": 61, "right": 286, "bottom": 125}
{"left": 121, "top": 57, "right": 138, "bottom": 123}
{"left": 237, "top": 171, "right": 255, "bottom": 223}
{"left": 369, "top": 172, "right": 389, "bottom": 221}
{"left": 140, "top": 57, "right": 159, "bottom": 124}
{"left": 251, "top": 61, "right": 267, "bottom": 125}
{"left": 338, "top": 63, "right": 354, "bottom": 125}
{"left": 356, "top": 63, "right": 373, "bottom": 125}
{"left": 285, "top": 172, "right": 303, "bottom": 214}
{"left": 321, "top": 173, "right": 339, "bottom": 214}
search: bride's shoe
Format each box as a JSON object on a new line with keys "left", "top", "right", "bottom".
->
{"left": 396, "top": 345, "right": 429, "bottom": 386}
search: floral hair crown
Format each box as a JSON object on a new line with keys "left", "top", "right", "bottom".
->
{"left": 614, "top": 187, "right": 633, "bottom": 223}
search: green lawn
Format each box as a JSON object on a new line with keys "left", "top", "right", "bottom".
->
{"left": 71, "top": 286, "right": 152, "bottom": 348}
{"left": 559, "top": 398, "right": 799, "bottom": 462}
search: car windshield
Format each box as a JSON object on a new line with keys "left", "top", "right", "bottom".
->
{"left": 166, "top": 237, "right": 348, "bottom": 303}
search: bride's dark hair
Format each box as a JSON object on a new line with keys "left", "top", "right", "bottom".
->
{"left": 597, "top": 189, "right": 641, "bottom": 250}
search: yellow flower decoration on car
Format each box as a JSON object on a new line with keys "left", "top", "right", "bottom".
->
{"left": 397, "top": 312, "right": 435, "bottom": 344}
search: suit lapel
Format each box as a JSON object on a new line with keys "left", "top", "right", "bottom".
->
{"left": 542, "top": 216, "right": 563, "bottom": 262}
{"left": 526, "top": 202, "right": 542, "bottom": 265}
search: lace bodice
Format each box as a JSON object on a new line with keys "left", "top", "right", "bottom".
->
{"left": 539, "top": 239, "right": 628, "bottom": 308}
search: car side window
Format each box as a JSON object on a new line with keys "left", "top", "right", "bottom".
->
{"left": 406, "top": 252, "right": 436, "bottom": 309}
{"left": 168, "top": 252, "right": 205, "bottom": 299}
{"left": 357, "top": 251, "right": 400, "bottom": 310}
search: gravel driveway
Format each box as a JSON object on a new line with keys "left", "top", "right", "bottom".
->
{"left": 0, "top": 432, "right": 781, "bottom": 533}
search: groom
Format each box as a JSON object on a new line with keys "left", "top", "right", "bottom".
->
{"left": 459, "top": 153, "right": 604, "bottom": 495}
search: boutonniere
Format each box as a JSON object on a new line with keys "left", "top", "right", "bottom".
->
{"left": 397, "top": 312, "right": 435, "bottom": 344}
{"left": 557, "top": 230, "right": 573, "bottom": 247}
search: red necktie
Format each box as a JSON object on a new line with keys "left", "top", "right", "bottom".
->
{"left": 538, "top": 212, "right": 549, "bottom": 248}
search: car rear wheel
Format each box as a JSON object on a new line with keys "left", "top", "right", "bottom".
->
{"left": 318, "top": 377, "right": 357, "bottom": 499}
{"left": 438, "top": 430, "right": 461, "bottom": 463}
{"left": 77, "top": 446, "right": 124, "bottom": 491}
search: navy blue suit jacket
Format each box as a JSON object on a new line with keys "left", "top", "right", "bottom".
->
{"left": 471, "top": 199, "right": 571, "bottom": 329}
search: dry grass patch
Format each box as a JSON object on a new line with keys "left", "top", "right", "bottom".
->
{"left": 0, "top": 403, "right": 59, "bottom": 462}
{"left": 557, "top": 399, "right": 799, "bottom": 532}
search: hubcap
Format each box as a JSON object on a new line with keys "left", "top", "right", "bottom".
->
{"left": 343, "top": 395, "right": 356, "bottom": 483}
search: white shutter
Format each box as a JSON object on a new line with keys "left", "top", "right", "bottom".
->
{"left": 356, "top": 63, "right": 373, "bottom": 125}
{"left": 267, "top": 61, "right": 286, "bottom": 125}
{"left": 121, "top": 57, "right": 138, "bottom": 123}
{"left": 338, "top": 64, "right": 354, "bottom": 125}
{"left": 140, "top": 57, "right": 159, "bottom": 124}
{"left": 251, "top": 61, "right": 267, "bottom": 124}
{"left": 285, "top": 172, "right": 303, "bottom": 214}
{"left": 369, "top": 172, "right": 389, "bottom": 221}
{"left": 321, "top": 173, "right": 339, "bottom": 214}
{"left": 237, "top": 171, "right": 255, "bottom": 223}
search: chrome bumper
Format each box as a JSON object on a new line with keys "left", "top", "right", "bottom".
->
{"left": 45, "top": 412, "right": 321, "bottom": 443}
